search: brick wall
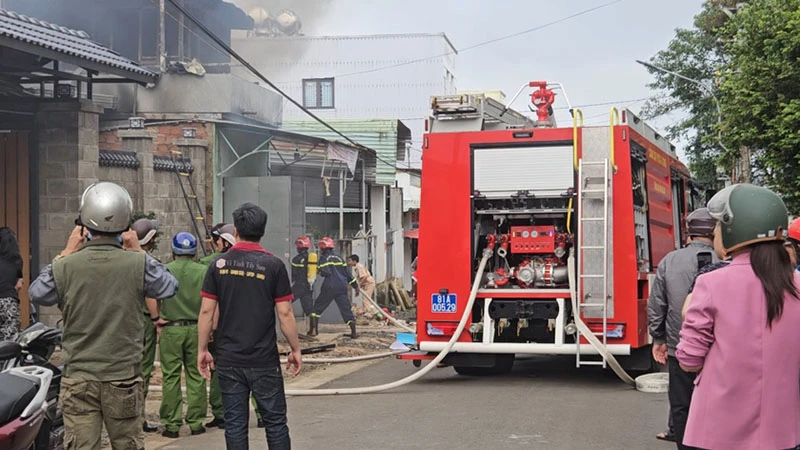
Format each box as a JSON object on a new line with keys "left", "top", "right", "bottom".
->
{"left": 36, "top": 101, "right": 102, "bottom": 325}
{"left": 99, "top": 123, "right": 212, "bottom": 156}
{"left": 36, "top": 114, "right": 212, "bottom": 325}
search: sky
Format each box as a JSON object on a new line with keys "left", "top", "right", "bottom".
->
{"left": 233, "top": 0, "right": 705, "bottom": 156}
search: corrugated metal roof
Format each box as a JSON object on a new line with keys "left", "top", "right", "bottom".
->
{"left": 0, "top": 8, "right": 157, "bottom": 83}
{"left": 280, "top": 119, "right": 411, "bottom": 186}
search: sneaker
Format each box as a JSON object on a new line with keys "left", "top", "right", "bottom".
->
{"left": 205, "top": 417, "right": 225, "bottom": 429}
{"left": 162, "top": 430, "right": 179, "bottom": 439}
{"left": 143, "top": 422, "right": 159, "bottom": 433}
{"left": 191, "top": 428, "right": 206, "bottom": 436}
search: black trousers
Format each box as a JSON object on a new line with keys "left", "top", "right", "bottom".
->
{"left": 292, "top": 284, "right": 313, "bottom": 316}
{"left": 312, "top": 289, "right": 354, "bottom": 323}
{"left": 668, "top": 356, "right": 698, "bottom": 450}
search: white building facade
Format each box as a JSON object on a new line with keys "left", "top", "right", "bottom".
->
{"left": 232, "top": 31, "right": 458, "bottom": 167}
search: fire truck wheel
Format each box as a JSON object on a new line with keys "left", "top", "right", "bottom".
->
{"left": 454, "top": 355, "right": 515, "bottom": 376}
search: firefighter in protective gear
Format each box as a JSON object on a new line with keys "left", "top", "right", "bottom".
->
{"left": 291, "top": 236, "right": 318, "bottom": 323}
{"left": 784, "top": 218, "right": 800, "bottom": 267}
{"left": 309, "top": 237, "right": 359, "bottom": 338}
{"left": 131, "top": 217, "right": 162, "bottom": 433}
{"left": 159, "top": 233, "right": 209, "bottom": 438}
{"left": 28, "top": 182, "right": 178, "bottom": 450}
{"left": 647, "top": 207, "right": 719, "bottom": 450}
{"left": 199, "top": 223, "right": 236, "bottom": 429}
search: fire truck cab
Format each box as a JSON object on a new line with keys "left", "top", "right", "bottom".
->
{"left": 400, "top": 82, "right": 704, "bottom": 375}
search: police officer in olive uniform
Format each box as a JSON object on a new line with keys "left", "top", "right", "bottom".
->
{"left": 131, "top": 217, "right": 162, "bottom": 433}
{"left": 309, "top": 237, "right": 360, "bottom": 338}
{"left": 159, "top": 233, "right": 208, "bottom": 438}
{"left": 291, "top": 236, "right": 318, "bottom": 330}
{"left": 199, "top": 223, "right": 235, "bottom": 429}
{"left": 30, "top": 182, "right": 178, "bottom": 450}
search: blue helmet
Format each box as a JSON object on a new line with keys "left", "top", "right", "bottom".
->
{"left": 172, "top": 232, "right": 197, "bottom": 256}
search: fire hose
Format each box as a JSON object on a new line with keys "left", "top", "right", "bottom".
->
{"left": 359, "top": 291, "right": 416, "bottom": 333}
{"left": 566, "top": 248, "right": 635, "bottom": 385}
{"left": 283, "top": 248, "right": 495, "bottom": 396}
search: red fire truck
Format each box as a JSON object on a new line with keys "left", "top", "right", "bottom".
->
{"left": 400, "top": 81, "right": 703, "bottom": 376}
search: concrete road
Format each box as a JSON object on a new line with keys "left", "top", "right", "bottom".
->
{"left": 161, "top": 356, "right": 673, "bottom": 450}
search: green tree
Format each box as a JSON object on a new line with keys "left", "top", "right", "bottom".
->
{"left": 718, "top": 0, "right": 800, "bottom": 211}
{"left": 641, "top": 1, "right": 740, "bottom": 187}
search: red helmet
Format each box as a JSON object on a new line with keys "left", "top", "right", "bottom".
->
{"left": 295, "top": 236, "right": 311, "bottom": 249}
{"left": 788, "top": 218, "right": 800, "bottom": 242}
{"left": 318, "top": 237, "right": 335, "bottom": 250}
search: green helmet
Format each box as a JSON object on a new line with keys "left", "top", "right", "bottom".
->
{"left": 707, "top": 183, "right": 788, "bottom": 252}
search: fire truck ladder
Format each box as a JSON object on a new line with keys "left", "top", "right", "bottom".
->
{"left": 429, "top": 94, "right": 536, "bottom": 132}
{"left": 170, "top": 149, "right": 210, "bottom": 256}
{"left": 576, "top": 157, "right": 611, "bottom": 368}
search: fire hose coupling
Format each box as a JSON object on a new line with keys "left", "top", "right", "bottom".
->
{"left": 496, "top": 234, "right": 510, "bottom": 258}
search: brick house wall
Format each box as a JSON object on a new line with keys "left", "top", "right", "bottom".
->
{"left": 35, "top": 108, "right": 213, "bottom": 325}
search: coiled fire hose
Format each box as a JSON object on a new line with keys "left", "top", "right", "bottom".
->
{"left": 283, "top": 248, "right": 494, "bottom": 396}
{"left": 566, "top": 249, "right": 635, "bottom": 385}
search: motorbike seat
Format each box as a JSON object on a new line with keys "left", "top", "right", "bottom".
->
{"left": 0, "top": 372, "right": 39, "bottom": 426}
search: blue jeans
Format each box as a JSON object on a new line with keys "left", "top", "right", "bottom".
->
{"left": 216, "top": 366, "right": 290, "bottom": 450}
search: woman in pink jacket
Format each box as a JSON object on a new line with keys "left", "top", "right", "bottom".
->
{"left": 677, "top": 184, "right": 800, "bottom": 450}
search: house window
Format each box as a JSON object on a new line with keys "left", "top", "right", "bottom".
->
{"left": 303, "top": 78, "right": 335, "bottom": 108}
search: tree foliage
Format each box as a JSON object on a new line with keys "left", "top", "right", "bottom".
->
{"left": 718, "top": 0, "right": 800, "bottom": 211}
{"left": 641, "top": 1, "right": 738, "bottom": 187}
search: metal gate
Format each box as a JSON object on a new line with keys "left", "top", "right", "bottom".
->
{"left": 0, "top": 132, "right": 31, "bottom": 328}
{"left": 222, "top": 176, "right": 294, "bottom": 265}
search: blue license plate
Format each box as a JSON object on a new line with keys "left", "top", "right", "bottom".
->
{"left": 431, "top": 293, "right": 457, "bottom": 313}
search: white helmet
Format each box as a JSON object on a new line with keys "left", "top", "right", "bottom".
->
{"left": 78, "top": 182, "right": 133, "bottom": 233}
{"left": 219, "top": 224, "right": 236, "bottom": 247}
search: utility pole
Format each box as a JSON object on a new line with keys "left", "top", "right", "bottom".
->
{"left": 636, "top": 59, "right": 752, "bottom": 184}
{"left": 159, "top": 0, "right": 166, "bottom": 73}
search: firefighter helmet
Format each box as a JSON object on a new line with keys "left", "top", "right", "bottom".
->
{"left": 295, "top": 236, "right": 311, "bottom": 249}
{"left": 172, "top": 232, "right": 197, "bottom": 256}
{"left": 78, "top": 182, "right": 133, "bottom": 233}
{"left": 788, "top": 218, "right": 800, "bottom": 242}
{"left": 707, "top": 183, "right": 788, "bottom": 252}
{"left": 218, "top": 224, "right": 236, "bottom": 247}
{"left": 318, "top": 237, "right": 335, "bottom": 250}
{"left": 131, "top": 218, "right": 159, "bottom": 246}
{"left": 687, "top": 208, "right": 716, "bottom": 237}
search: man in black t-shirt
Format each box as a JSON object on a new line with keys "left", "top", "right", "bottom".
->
{"left": 198, "top": 202, "right": 302, "bottom": 450}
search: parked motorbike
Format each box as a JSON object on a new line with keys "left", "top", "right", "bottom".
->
{"left": 0, "top": 324, "right": 64, "bottom": 450}
{"left": 0, "top": 339, "right": 54, "bottom": 450}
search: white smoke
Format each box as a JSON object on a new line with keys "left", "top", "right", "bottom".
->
{"left": 226, "top": 0, "right": 334, "bottom": 34}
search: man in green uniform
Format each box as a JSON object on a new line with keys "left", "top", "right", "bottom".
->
{"left": 199, "top": 223, "right": 235, "bottom": 429}
{"left": 199, "top": 223, "right": 235, "bottom": 265}
{"left": 131, "top": 217, "right": 162, "bottom": 433}
{"left": 159, "top": 232, "right": 208, "bottom": 438}
{"left": 29, "top": 182, "right": 178, "bottom": 450}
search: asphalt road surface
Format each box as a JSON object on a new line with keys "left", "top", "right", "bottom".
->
{"left": 162, "top": 356, "right": 673, "bottom": 450}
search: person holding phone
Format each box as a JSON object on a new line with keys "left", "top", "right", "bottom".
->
{"left": 647, "top": 207, "right": 718, "bottom": 450}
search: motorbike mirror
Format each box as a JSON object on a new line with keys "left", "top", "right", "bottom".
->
{"left": 0, "top": 341, "right": 22, "bottom": 360}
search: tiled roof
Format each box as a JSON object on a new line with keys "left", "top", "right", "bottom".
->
{"left": 0, "top": 9, "right": 157, "bottom": 83}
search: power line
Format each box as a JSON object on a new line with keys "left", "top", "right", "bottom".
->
{"left": 163, "top": 0, "right": 403, "bottom": 168}
{"left": 329, "top": 0, "right": 625, "bottom": 79}
{"left": 553, "top": 97, "right": 649, "bottom": 110}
